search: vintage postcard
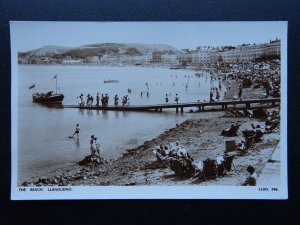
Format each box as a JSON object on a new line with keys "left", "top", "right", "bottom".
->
{"left": 10, "top": 21, "right": 287, "bottom": 199}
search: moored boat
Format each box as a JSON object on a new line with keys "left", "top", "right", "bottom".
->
{"left": 104, "top": 79, "right": 119, "bottom": 83}
{"left": 32, "top": 91, "right": 64, "bottom": 104}
{"left": 31, "top": 75, "right": 64, "bottom": 104}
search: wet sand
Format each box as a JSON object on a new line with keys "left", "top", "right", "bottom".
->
{"left": 21, "top": 111, "right": 280, "bottom": 186}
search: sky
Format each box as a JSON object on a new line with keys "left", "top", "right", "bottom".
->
{"left": 10, "top": 21, "right": 287, "bottom": 52}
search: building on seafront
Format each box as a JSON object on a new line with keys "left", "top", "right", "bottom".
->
{"left": 177, "top": 46, "right": 217, "bottom": 66}
{"left": 18, "top": 39, "right": 280, "bottom": 66}
{"left": 196, "top": 46, "right": 212, "bottom": 64}
{"left": 209, "top": 39, "right": 281, "bottom": 64}
{"left": 83, "top": 56, "right": 100, "bottom": 64}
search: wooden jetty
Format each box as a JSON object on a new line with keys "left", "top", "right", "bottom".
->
{"left": 59, "top": 98, "right": 280, "bottom": 113}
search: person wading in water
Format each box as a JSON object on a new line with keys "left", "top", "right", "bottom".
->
{"left": 71, "top": 124, "right": 80, "bottom": 140}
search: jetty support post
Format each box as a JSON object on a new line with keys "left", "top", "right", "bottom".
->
{"left": 181, "top": 107, "right": 183, "bottom": 113}
{"left": 246, "top": 102, "right": 251, "bottom": 109}
{"left": 176, "top": 107, "right": 178, "bottom": 113}
{"left": 160, "top": 107, "right": 162, "bottom": 112}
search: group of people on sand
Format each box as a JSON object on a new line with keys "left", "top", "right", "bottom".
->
{"left": 155, "top": 139, "right": 257, "bottom": 186}
{"left": 156, "top": 141, "right": 192, "bottom": 160}
{"left": 90, "top": 135, "right": 101, "bottom": 157}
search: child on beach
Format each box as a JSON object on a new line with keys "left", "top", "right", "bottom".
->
{"left": 241, "top": 165, "right": 257, "bottom": 186}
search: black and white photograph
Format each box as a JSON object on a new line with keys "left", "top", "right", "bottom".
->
{"left": 10, "top": 21, "right": 287, "bottom": 199}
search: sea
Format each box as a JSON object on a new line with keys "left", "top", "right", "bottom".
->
{"left": 16, "top": 64, "right": 225, "bottom": 182}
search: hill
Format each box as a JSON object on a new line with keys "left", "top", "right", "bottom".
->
{"left": 18, "top": 45, "right": 72, "bottom": 58}
{"left": 18, "top": 43, "right": 178, "bottom": 60}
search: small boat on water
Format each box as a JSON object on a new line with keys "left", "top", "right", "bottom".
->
{"left": 104, "top": 79, "right": 119, "bottom": 83}
{"left": 31, "top": 75, "right": 64, "bottom": 104}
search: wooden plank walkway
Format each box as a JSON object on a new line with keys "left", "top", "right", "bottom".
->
{"left": 58, "top": 98, "right": 280, "bottom": 113}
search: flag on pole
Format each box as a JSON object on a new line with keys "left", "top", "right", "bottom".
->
{"left": 28, "top": 83, "right": 35, "bottom": 89}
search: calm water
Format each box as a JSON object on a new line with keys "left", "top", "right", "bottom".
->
{"left": 17, "top": 65, "right": 225, "bottom": 182}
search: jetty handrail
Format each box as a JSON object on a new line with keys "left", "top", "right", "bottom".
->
{"left": 60, "top": 97, "right": 280, "bottom": 113}
{"left": 126, "top": 97, "right": 280, "bottom": 108}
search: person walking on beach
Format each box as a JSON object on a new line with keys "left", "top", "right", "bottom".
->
{"left": 216, "top": 89, "right": 220, "bottom": 101}
{"left": 238, "top": 86, "right": 243, "bottom": 99}
{"left": 241, "top": 165, "right": 257, "bottom": 186}
{"left": 72, "top": 124, "right": 80, "bottom": 139}
{"left": 210, "top": 88, "right": 214, "bottom": 103}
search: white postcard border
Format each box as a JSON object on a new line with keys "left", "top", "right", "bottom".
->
{"left": 10, "top": 21, "right": 288, "bottom": 200}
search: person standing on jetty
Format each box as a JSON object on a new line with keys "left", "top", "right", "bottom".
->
{"left": 114, "top": 94, "right": 119, "bottom": 107}
{"left": 96, "top": 93, "right": 100, "bottom": 106}
{"left": 175, "top": 94, "right": 179, "bottom": 104}
{"left": 77, "top": 96, "right": 81, "bottom": 107}
{"left": 79, "top": 94, "right": 84, "bottom": 107}
{"left": 165, "top": 94, "right": 169, "bottom": 103}
{"left": 71, "top": 124, "right": 80, "bottom": 139}
{"left": 90, "top": 95, "right": 94, "bottom": 106}
{"left": 86, "top": 94, "right": 90, "bottom": 107}
{"left": 101, "top": 94, "right": 104, "bottom": 107}
{"left": 105, "top": 94, "right": 109, "bottom": 107}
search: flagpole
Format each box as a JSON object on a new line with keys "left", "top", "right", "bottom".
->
{"left": 56, "top": 75, "right": 57, "bottom": 94}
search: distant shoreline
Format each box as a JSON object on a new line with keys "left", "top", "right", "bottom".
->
{"left": 18, "top": 63, "right": 199, "bottom": 70}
